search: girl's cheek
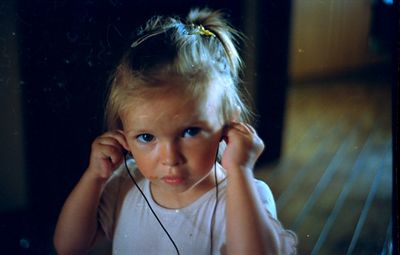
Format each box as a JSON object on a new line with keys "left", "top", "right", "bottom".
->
{"left": 130, "top": 141, "right": 154, "bottom": 152}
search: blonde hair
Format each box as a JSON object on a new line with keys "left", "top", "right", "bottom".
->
{"left": 105, "top": 8, "right": 253, "bottom": 130}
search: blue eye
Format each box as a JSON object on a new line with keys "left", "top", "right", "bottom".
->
{"left": 183, "top": 127, "right": 201, "bottom": 138}
{"left": 136, "top": 133, "right": 154, "bottom": 143}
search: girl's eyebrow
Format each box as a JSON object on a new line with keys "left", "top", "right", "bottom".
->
{"left": 125, "top": 129, "right": 148, "bottom": 137}
{"left": 187, "top": 120, "right": 216, "bottom": 131}
{"left": 183, "top": 119, "right": 210, "bottom": 127}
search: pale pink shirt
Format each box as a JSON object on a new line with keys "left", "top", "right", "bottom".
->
{"left": 98, "top": 160, "right": 297, "bottom": 254}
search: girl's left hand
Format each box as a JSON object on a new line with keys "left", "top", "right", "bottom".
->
{"left": 221, "top": 122, "right": 265, "bottom": 171}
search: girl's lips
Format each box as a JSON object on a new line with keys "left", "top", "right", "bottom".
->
{"left": 162, "top": 176, "right": 185, "bottom": 185}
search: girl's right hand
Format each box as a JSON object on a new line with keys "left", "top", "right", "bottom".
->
{"left": 86, "top": 130, "right": 129, "bottom": 182}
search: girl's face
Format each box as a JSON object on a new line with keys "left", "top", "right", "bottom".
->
{"left": 121, "top": 81, "right": 225, "bottom": 207}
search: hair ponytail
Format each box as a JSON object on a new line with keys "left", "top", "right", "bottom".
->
{"left": 185, "top": 8, "right": 243, "bottom": 84}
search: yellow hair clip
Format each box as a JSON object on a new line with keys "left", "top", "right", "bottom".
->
{"left": 190, "top": 25, "right": 215, "bottom": 37}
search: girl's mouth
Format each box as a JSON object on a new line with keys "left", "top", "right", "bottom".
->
{"left": 161, "top": 176, "right": 185, "bottom": 185}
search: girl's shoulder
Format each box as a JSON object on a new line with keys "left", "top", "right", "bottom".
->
{"left": 98, "top": 158, "right": 143, "bottom": 239}
{"left": 217, "top": 163, "right": 277, "bottom": 218}
{"left": 253, "top": 178, "right": 278, "bottom": 219}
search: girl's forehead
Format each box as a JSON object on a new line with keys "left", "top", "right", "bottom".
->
{"left": 119, "top": 76, "right": 227, "bottom": 124}
{"left": 121, "top": 103, "right": 221, "bottom": 137}
{"left": 126, "top": 88, "right": 216, "bottom": 113}
{"left": 121, "top": 84, "right": 222, "bottom": 123}
{"left": 129, "top": 77, "right": 218, "bottom": 104}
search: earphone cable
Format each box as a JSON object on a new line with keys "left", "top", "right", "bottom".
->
{"left": 209, "top": 147, "right": 220, "bottom": 254}
{"left": 124, "top": 153, "right": 180, "bottom": 255}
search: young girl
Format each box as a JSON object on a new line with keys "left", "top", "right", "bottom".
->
{"left": 54, "top": 8, "right": 297, "bottom": 255}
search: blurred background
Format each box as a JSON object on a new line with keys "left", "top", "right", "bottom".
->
{"left": 0, "top": 0, "right": 396, "bottom": 254}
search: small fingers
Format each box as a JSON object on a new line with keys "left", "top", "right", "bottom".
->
{"left": 243, "top": 123, "right": 256, "bottom": 133}
{"left": 92, "top": 131, "right": 129, "bottom": 163}
{"left": 97, "top": 130, "right": 129, "bottom": 151}
{"left": 99, "top": 145, "right": 123, "bottom": 165}
{"left": 226, "top": 122, "right": 264, "bottom": 151}
{"left": 228, "top": 122, "right": 254, "bottom": 135}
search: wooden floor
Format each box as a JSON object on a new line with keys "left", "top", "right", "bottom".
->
{"left": 255, "top": 73, "right": 393, "bottom": 254}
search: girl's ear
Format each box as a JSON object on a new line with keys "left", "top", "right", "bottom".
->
{"left": 117, "top": 129, "right": 130, "bottom": 152}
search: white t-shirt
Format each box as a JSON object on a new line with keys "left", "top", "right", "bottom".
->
{"left": 98, "top": 160, "right": 294, "bottom": 255}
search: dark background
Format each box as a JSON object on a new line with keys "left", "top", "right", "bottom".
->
{"left": 0, "top": 0, "right": 292, "bottom": 253}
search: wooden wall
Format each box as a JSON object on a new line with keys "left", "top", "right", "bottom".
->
{"left": 289, "top": 0, "right": 386, "bottom": 81}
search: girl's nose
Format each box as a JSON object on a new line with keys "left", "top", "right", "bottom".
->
{"left": 160, "top": 142, "right": 182, "bottom": 166}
